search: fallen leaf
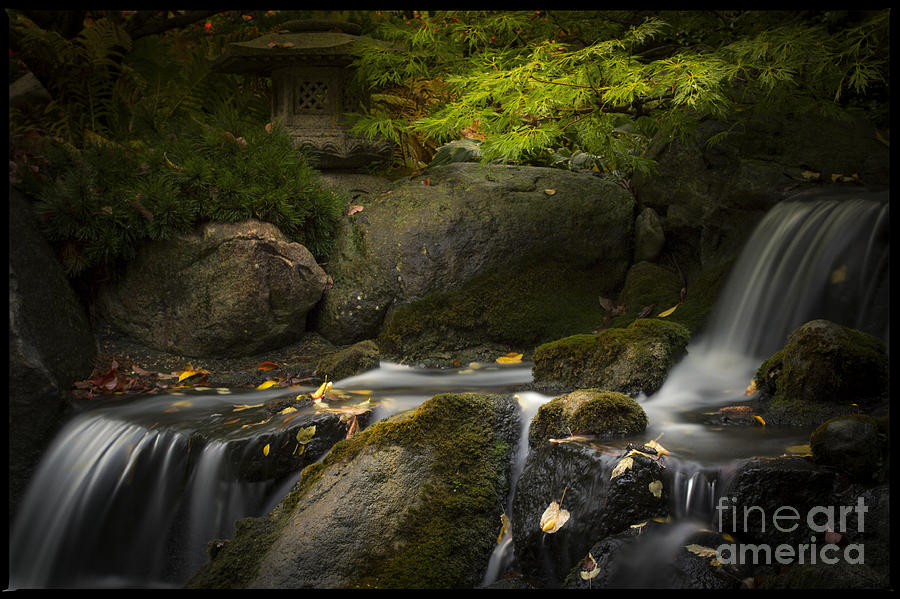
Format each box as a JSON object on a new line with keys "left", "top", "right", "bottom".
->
{"left": 223, "top": 418, "right": 240, "bottom": 425}
{"left": 580, "top": 552, "right": 601, "bottom": 580}
{"left": 549, "top": 434, "right": 597, "bottom": 444}
{"left": 257, "top": 361, "right": 279, "bottom": 371}
{"left": 496, "top": 352, "right": 523, "bottom": 364}
{"left": 262, "top": 444, "right": 270, "bottom": 456}
{"left": 265, "top": 122, "right": 273, "bottom": 133}
{"left": 256, "top": 380, "right": 279, "bottom": 390}
{"left": 171, "top": 400, "right": 192, "bottom": 408}
{"left": 544, "top": 188, "right": 556, "bottom": 195}
{"left": 598, "top": 296, "right": 616, "bottom": 313}
{"left": 648, "top": 480, "right": 663, "bottom": 499}
{"left": 539, "top": 500, "right": 570, "bottom": 533}
{"left": 801, "top": 170, "right": 821, "bottom": 180}
{"left": 636, "top": 304, "right": 654, "bottom": 319}
{"left": 685, "top": 544, "right": 718, "bottom": 558}
{"left": 657, "top": 304, "right": 679, "bottom": 318}
{"left": 630, "top": 521, "right": 648, "bottom": 529}
{"left": 830, "top": 265, "right": 847, "bottom": 284}
{"left": 754, "top": 415, "right": 767, "bottom": 426}
{"left": 131, "top": 364, "right": 154, "bottom": 376}
{"left": 296, "top": 425, "right": 317, "bottom": 445}
{"left": 241, "top": 417, "right": 271, "bottom": 428}
{"left": 785, "top": 443, "right": 812, "bottom": 456}
{"left": 644, "top": 439, "right": 671, "bottom": 456}
{"left": 722, "top": 533, "right": 735, "bottom": 542}
{"left": 720, "top": 405, "right": 753, "bottom": 414}
{"left": 310, "top": 380, "right": 332, "bottom": 400}
{"left": 346, "top": 414, "right": 359, "bottom": 439}
{"left": 347, "top": 205, "right": 364, "bottom": 216}
{"left": 279, "top": 406, "right": 298, "bottom": 415}
{"left": 233, "top": 403, "right": 265, "bottom": 412}
{"left": 610, "top": 456, "right": 634, "bottom": 479}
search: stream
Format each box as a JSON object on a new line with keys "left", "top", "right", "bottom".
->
{"left": 7, "top": 188, "right": 889, "bottom": 589}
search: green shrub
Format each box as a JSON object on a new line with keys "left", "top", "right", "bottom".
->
{"left": 26, "top": 113, "right": 345, "bottom": 277}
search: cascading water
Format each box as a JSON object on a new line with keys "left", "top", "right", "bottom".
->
{"left": 8, "top": 189, "right": 888, "bottom": 589}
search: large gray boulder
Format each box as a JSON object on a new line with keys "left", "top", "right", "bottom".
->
{"left": 9, "top": 187, "right": 97, "bottom": 519}
{"left": 99, "top": 220, "right": 329, "bottom": 358}
{"left": 188, "top": 392, "right": 519, "bottom": 589}
{"left": 313, "top": 162, "right": 636, "bottom": 345}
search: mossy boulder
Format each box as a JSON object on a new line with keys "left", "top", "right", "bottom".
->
{"left": 616, "top": 261, "right": 683, "bottom": 320}
{"left": 315, "top": 339, "right": 380, "bottom": 381}
{"left": 532, "top": 319, "right": 691, "bottom": 394}
{"left": 377, "top": 257, "right": 618, "bottom": 361}
{"left": 187, "top": 392, "right": 518, "bottom": 589}
{"left": 753, "top": 320, "right": 888, "bottom": 425}
{"left": 810, "top": 414, "right": 889, "bottom": 483}
{"left": 528, "top": 389, "right": 648, "bottom": 448}
{"left": 314, "top": 162, "right": 636, "bottom": 345}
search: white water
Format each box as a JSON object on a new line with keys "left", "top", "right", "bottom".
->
{"left": 8, "top": 191, "right": 888, "bottom": 589}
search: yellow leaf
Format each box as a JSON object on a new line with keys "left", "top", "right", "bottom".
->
{"left": 831, "top": 173, "right": 842, "bottom": 183}
{"left": 580, "top": 552, "right": 601, "bottom": 580}
{"left": 171, "top": 400, "right": 192, "bottom": 408}
{"left": 233, "top": 403, "right": 264, "bottom": 412}
{"left": 657, "top": 304, "right": 679, "bottom": 318}
{"left": 648, "top": 480, "right": 663, "bottom": 499}
{"left": 279, "top": 406, "right": 297, "bottom": 415}
{"left": 544, "top": 188, "right": 557, "bottom": 195}
{"left": 722, "top": 533, "right": 735, "bottom": 542}
{"left": 625, "top": 449, "right": 656, "bottom": 460}
{"left": 256, "top": 380, "right": 278, "bottom": 390}
{"left": 652, "top": 516, "right": 672, "bottom": 523}
{"left": 610, "top": 456, "right": 634, "bottom": 479}
{"left": 630, "top": 521, "right": 648, "bottom": 530}
{"left": 497, "top": 513, "right": 510, "bottom": 544}
{"left": 644, "top": 439, "right": 671, "bottom": 456}
{"left": 310, "top": 380, "right": 332, "bottom": 400}
{"left": 496, "top": 352, "right": 523, "bottom": 364}
{"left": 296, "top": 425, "right": 317, "bottom": 445}
{"left": 539, "top": 501, "right": 570, "bottom": 533}
{"left": 262, "top": 444, "right": 270, "bottom": 456}
{"left": 830, "top": 265, "right": 847, "bottom": 284}
{"left": 745, "top": 379, "right": 758, "bottom": 396}
{"left": 801, "top": 170, "right": 820, "bottom": 180}
{"left": 754, "top": 415, "right": 767, "bottom": 426}
{"left": 786, "top": 443, "right": 811, "bottom": 456}
{"left": 685, "top": 544, "right": 718, "bottom": 558}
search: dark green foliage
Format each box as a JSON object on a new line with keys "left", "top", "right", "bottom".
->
{"left": 29, "top": 116, "right": 344, "bottom": 276}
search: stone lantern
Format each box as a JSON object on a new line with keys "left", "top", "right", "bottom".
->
{"left": 212, "top": 19, "right": 393, "bottom": 170}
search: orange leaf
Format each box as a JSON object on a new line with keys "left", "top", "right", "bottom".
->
{"left": 257, "top": 361, "right": 279, "bottom": 371}
{"left": 347, "top": 205, "right": 364, "bottom": 216}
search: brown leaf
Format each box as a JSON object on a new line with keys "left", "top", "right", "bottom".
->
{"left": 347, "top": 205, "right": 364, "bottom": 216}
{"left": 636, "top": 304, "right": 654, "bottom": 319}
{"left": 257, "top": 361, "right": 279, "bottom": 372}
{"left": 346, "top": 414, "right": 359, "bottom": 439}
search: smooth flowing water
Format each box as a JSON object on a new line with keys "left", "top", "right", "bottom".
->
{"left": 8, "top": 189, "right": 888, "bottom": 589}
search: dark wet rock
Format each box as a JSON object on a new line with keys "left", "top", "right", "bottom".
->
{"left": 188, "top": 393, "right": 519, "bottom": 588}
{"left": 595, "top": 452, "right": 670, "bottom": 540}
{"left": 315, "top": 339, "right": 380, "bottom": 382}
{"left": 754, "top": 320, "right": 888, "bottom": 426}
{"left": 528, "top": 389, "right": 647, "bottom": 448}
{"left": 99, "top": 219, "right": 329, "bottom": 358}
{"left": 532, "top": 319, "right": 690, "bottom": 394}
{"left": 810, "top": 414, "right": 889, "bottom": 483}
{"left": 313, "top": 162, "right": 636, "bottom": 345}
{"left": 9, "top": 187, "right": 97, "bottom": 519}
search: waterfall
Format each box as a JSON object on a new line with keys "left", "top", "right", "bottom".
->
{"left": 644, "top": 189, "right": 889, "bottom": 418}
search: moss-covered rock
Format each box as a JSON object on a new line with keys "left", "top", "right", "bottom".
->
{"left": 616, "top": 261, "right": 683, "bottom": 320}
{"left": 753, "top": 320, "right": 888, "bottom": 426}
{"left": 315, "top": 339, "right": 380, "bottom": 381}
{"left": 187, "top": 392, "right": 518, "bottom": 589}
{"left": 532, "top": 319, "right": 690, "bottom": 394}
{"left": 528, "top": 389, "right": 647, "bottom": 448}
{"left": 377, "top": 257, "right": 619, "bottom": 361}
{"left": 810, "top": 414, "right": 889, "bottom": 483}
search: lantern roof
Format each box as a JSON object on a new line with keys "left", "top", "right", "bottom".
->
{"left": 211, "top": 19, "right": 367, "bottom": 74}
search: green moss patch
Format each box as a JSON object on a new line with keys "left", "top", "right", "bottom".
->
{"left": 532, "top": 319, "right": 690, "bottom": 394}
{"left": 528, "top": 389, "right": 648, "bottom": 447}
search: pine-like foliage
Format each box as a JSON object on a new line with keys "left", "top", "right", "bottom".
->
{"left": 349, "top": 10, "right": 889, "bottom": 182}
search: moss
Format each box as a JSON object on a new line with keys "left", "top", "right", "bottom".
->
{"left": 754, "top": 349, "right": 784, "bottom": 398}
{"left": 532, "top": 319, "right": 690, "bottom": 394}
{"left": 529, "top": 389, "right": 648, "bottom": 447}
{"left": 189, "top": 393, "right": 515, "bottom": 589}
{"left": 315, "top": 339, "right": 380, "bottom": 381}
{"left": 378, "top": 256, "right": 619, "bottom": 359}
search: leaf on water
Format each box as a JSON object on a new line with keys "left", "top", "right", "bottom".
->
{"left": 233, "top": 403, "right": 265, "bottom": 412}
{"left": 171, "top": 400, "right": 192, "bottom": 408}
{"left": 177, "top": 364, "right": 210, "bottom": 383}
{"left": 580, "top": 552, "right": 601, "bottom": 580}
{"left": 296, "top": 425, "right": 317, "bottom": 445}
{"left": 241, "top": 417, "right": 271, "bottom": 428}
{"left": 685, "top": 544, "right": 718, "bottom": 558}
{"left": 652, "top": 516, "right": 672, "bottom": 524}
{"left": 625, "top": 448, "right": 656, "bottom": 460}
{"left": 539, "top": 500, "right": 570, "bottom": 533}
{"left": 257, "top": 380, "right": 279, "bottom": 390}
{"left": 223, "top": 418, "right": 240, "bottom": 425}
{"left": 657, "top": 304, "right": 679, "bottom": 318}
{"left": 610, "top": 456, "right": 634, "bottom": 479}
{"left": 801, "top": 170, "right": 821, "bottom": 180}
{"left": 262, "top": 443, "right": 270, "bottom": 456}
{"left": 257, "top": 361, "right": 279, "bottom": 371}
{"left": 785, "top": 443, "right": 811, "bottom": 456}
{"left": 648, "top": 480, "right": 663, "bottom": 499}
{"left": 496, "top": 352, "right": 523, "bottom": 364}
{"left": 279, "top": 406, "right": 297, "bottom": 415}
{"left": 754, "top": 415, "right": 767, "bottom": 426}
{"left": 549, "top": 434, "right": 597, "bottom": 444}
{"left": 310, "top": 380, "right": 332, "bottom": 400}
{"left": 830, "top": 264, "right": 847, "bottom": 284}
